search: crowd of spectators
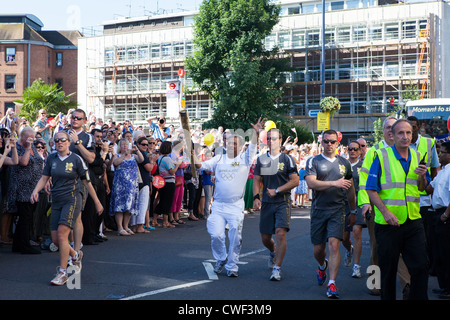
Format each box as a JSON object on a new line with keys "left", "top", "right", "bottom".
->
{"left": 0, "top": 108, "right": 325, "bottom": 252}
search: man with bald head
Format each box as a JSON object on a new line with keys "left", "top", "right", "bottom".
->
{"left": 357, "top": 138, "right": 367, "bottom": 161}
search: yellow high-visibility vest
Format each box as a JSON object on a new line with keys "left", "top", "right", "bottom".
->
{"left": 358, "top": 141, "right": 387, "bottom": 207}
{"left": 373, "top": 147, "right": 422, "bottom": 225}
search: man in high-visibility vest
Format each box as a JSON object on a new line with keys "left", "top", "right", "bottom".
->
{"left": 366, "top": 119, "right": 430, "bottom": 300}
{"left": 358, "top": 116, "right": 396, "bottom": 296}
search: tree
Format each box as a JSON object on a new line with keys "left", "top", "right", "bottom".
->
{"left": 14, "top": 79, "right": 77, "bottom": 124}
{"left": 185, "top": 0, "right": 294, "bottom": 132}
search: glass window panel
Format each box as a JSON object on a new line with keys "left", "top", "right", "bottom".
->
{"left": 292, "top": 31, "right": 305, "bottom": 47}
{"left": 331, "top": 1, "right": 344, "bottom": 10}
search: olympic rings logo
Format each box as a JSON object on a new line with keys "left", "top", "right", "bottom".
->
{"left": 220, "top": 172, "right": 236, "bottom": 181}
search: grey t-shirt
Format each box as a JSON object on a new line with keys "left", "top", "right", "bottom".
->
{"left": 253, "top": 152, "right": 298, "bottom": 203}
{"left": 43, "top": 152, "right": 89, "bottom": 200}
{"left": 305, "top": 154, "right": 353, "bottom": 210}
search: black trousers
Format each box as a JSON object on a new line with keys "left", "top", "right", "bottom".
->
{"left": 13, "top": 201, "right": 38, "bottom": 252}
{"left": 375, "top": 218, "right": 429, "bottom": 300}
{"left": 435, "top": 208, "right": 450, "bottom": 291}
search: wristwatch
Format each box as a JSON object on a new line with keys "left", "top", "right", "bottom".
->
{"left": 275, "top": 188, "right": 279, "bottom": 194}
{"left": 350, "top": 209, "right": 357, "bottom": 214}
{"left": 75, "top": 140, "right": 82, "bottom": 145}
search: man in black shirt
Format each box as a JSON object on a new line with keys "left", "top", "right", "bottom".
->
{"left": 66, "top": 109, "right": 96, "bottom": 251}
{"left": 82, "top": 129, "right": 108, "bottom": 244}
{"left": 305, "top": 129, "right": 356, "bottom": 299}
{"left": 253, "top": 128, "right": 299, "bottom": 281}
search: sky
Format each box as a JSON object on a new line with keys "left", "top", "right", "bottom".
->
{"left": 3, "top": 0, "right": 202, "bottom": 31}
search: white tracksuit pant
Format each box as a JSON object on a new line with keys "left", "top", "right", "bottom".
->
{"left": 207, "top": 200, "right": 245, "bottom": 273}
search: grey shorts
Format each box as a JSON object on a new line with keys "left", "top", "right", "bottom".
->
{"left": 50, "top": 193, "right": 82, "bottom": 231}
{"left": 310, "top": 206, "right": 345, "bottom": 245}
{"left": 344, "top": 205, "right": 367, "bottom": 232}
{"left": 259, "top": 200, "right": 291, "bottom": 235}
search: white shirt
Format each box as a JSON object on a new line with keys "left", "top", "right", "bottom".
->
{"left": 200, "top": 142, "right": 257, "bottom": 204}
{"left": 430, "top": 164, "right": 450, "bottom": 210}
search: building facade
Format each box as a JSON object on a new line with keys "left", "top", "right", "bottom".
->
{"left": 0, "top": 14, "right": 81, "bottom": 114}
{"left": 77, "top": 0, "right": 450, "bottom": 139}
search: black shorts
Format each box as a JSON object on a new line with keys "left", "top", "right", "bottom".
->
{"left": 50, "top": 192, "right": 82, "bottom": 231}
{"left": 259, "top": 199, "right": 291, "bottom": 234}
{"left": 310, "top": 206, "right": 345, "bottom": 245}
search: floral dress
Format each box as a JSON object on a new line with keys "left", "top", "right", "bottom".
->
{"left": 109, "top": 156, "right": 139, "bottom": 216}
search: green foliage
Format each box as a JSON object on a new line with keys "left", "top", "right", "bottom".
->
{"left": 185, "top": 0, "right": 295, "bottom": 131}
{"left": 15, "top": 79, "right": 77, "bottom": 123}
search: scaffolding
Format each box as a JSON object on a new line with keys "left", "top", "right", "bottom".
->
{"left": 83, "top": 28, "right": 212, "bottom": 126}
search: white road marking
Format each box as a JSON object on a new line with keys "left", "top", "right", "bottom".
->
{"left": 121, "top": 280, "right": 213, "bottom": 300}
{"left": 203, "top": 262, "right": 219, "bottom": 280}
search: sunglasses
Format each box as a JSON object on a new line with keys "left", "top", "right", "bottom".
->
{"left": 71, "top": 116, "right": 84, "bottom": 121}
{"left": 267, "top": 137, "right": 279, "bottom": 141}
{"left": 348, "top": 147, "right": 360, "bottom": 151}
{"left": 54, "top": 137, "right": 69, "bottom": 143}
{"left": 359, "top": 144, "right": 366, "bottom": 148}
{"left": 35, "top": 145, "right": 45, "bottom": 149}
{"left": 323, "top": 139, "right": 338, "bottom": 145}
{"left": 149, "top": 142, "right": 156, "bottom": 145}
{"left": 140, "top": 143, "right": 149, "bottom": 146}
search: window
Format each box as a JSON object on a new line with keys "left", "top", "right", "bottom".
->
{"left": 385, "top": 23, "right": 399, "bottom": 40}
{"left": 138, "top": 46, "right": 148, "bottom": 61}
{"left": 346, "top": 0, "right": 360, "bottom": 9}
{"left": 402, "top": 21, "right": 416, "bottom": 39}
{"left": 353, "top": 26, "right": 366, "bottom": 42}
{"left": 292, "top": 31, "right": 305, "bottom": 47}
{"left": 56, "top": 52, "right": 63, "bottom": 67}
{"left": 6, "top": 48, "right": 16, "bottom": 62}
{"left": 117, "top": 48, "right": 126, "bottom": 61}
{"left": 265, "top": 34, "right": 276, "bottom": 50}
{"left": 173, "top": 42, "right": 185, "bottom": 58}
{"left": 127, "top": 47, "right": 137, "bottom": 61}
{"left": 302, "top": 4, "right": 315, "bottom": 13}
{"left": 369, "top": 25, "right": 382, "bottom": 41}
{"left": 5, "top": 75, "right": 16, "bottom": 90}
{"left": 105, "top": 49, "right": 114, "bottom": 64}
{"left": 331, "top": 1, "right": 344, "bottom": 10}
{"left": 278, "top": 32, "right": 290, "bottom": 49}
{"left": 288, "top": 6, "right": 300, "bottom": 15}
{"left": 161, "top": 43, "right": 171, "bottom": 58}
{"left": 337, "top": 27, "right": 351, "bottom": 43}
{"left": 307, "top": 30, "right": 320, "bottom": 47}
{"left": 4, "top": 102, "right": 15, "bottom": 111}
{"left": 151, "top": 45, "right": 161, "bottom": 59}
{"left": 55, "top": 78, "right": 63, "bottom": 89}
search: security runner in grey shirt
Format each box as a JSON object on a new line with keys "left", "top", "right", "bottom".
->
{"left": 253, "top": 128, "right": 299, "bottom": 281}
{"left": 305, "top": 129, "right": 356, "bottom": 299}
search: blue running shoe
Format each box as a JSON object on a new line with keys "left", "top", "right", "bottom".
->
{"left": 316, "top": 259, "right": 328, "bottom": 286}
{"left": 327, "top": 283, "right": 339, "bottom": 299}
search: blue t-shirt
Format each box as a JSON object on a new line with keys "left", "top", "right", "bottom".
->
{"left": 366, "top": 145, "right": 430, "bottom": 192}
{"left": 157, "top": 155, "right": 175, "bottom": 183}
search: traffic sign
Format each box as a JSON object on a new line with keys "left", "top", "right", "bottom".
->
{"left": 308, "top": 109, "right": 320, "bottom": 117}
{"left": 178, "top": 68, "right": 185, "bottom": 78}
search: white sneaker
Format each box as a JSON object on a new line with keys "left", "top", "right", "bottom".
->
{"left": 50, "top": 267, "right": 68, "bottom": 286}
{"left": 270, "top": 267, "right": 281, "bottom": 281}
{"left": 72, "top": 250, "right": 83, "bottom": 273}
{"left": 352, "top": 265, "right": 361, "bottom": 278}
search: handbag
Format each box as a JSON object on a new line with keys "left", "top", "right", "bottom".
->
{"left": 175, "top": 175, "right": 184, "bottom": 187}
